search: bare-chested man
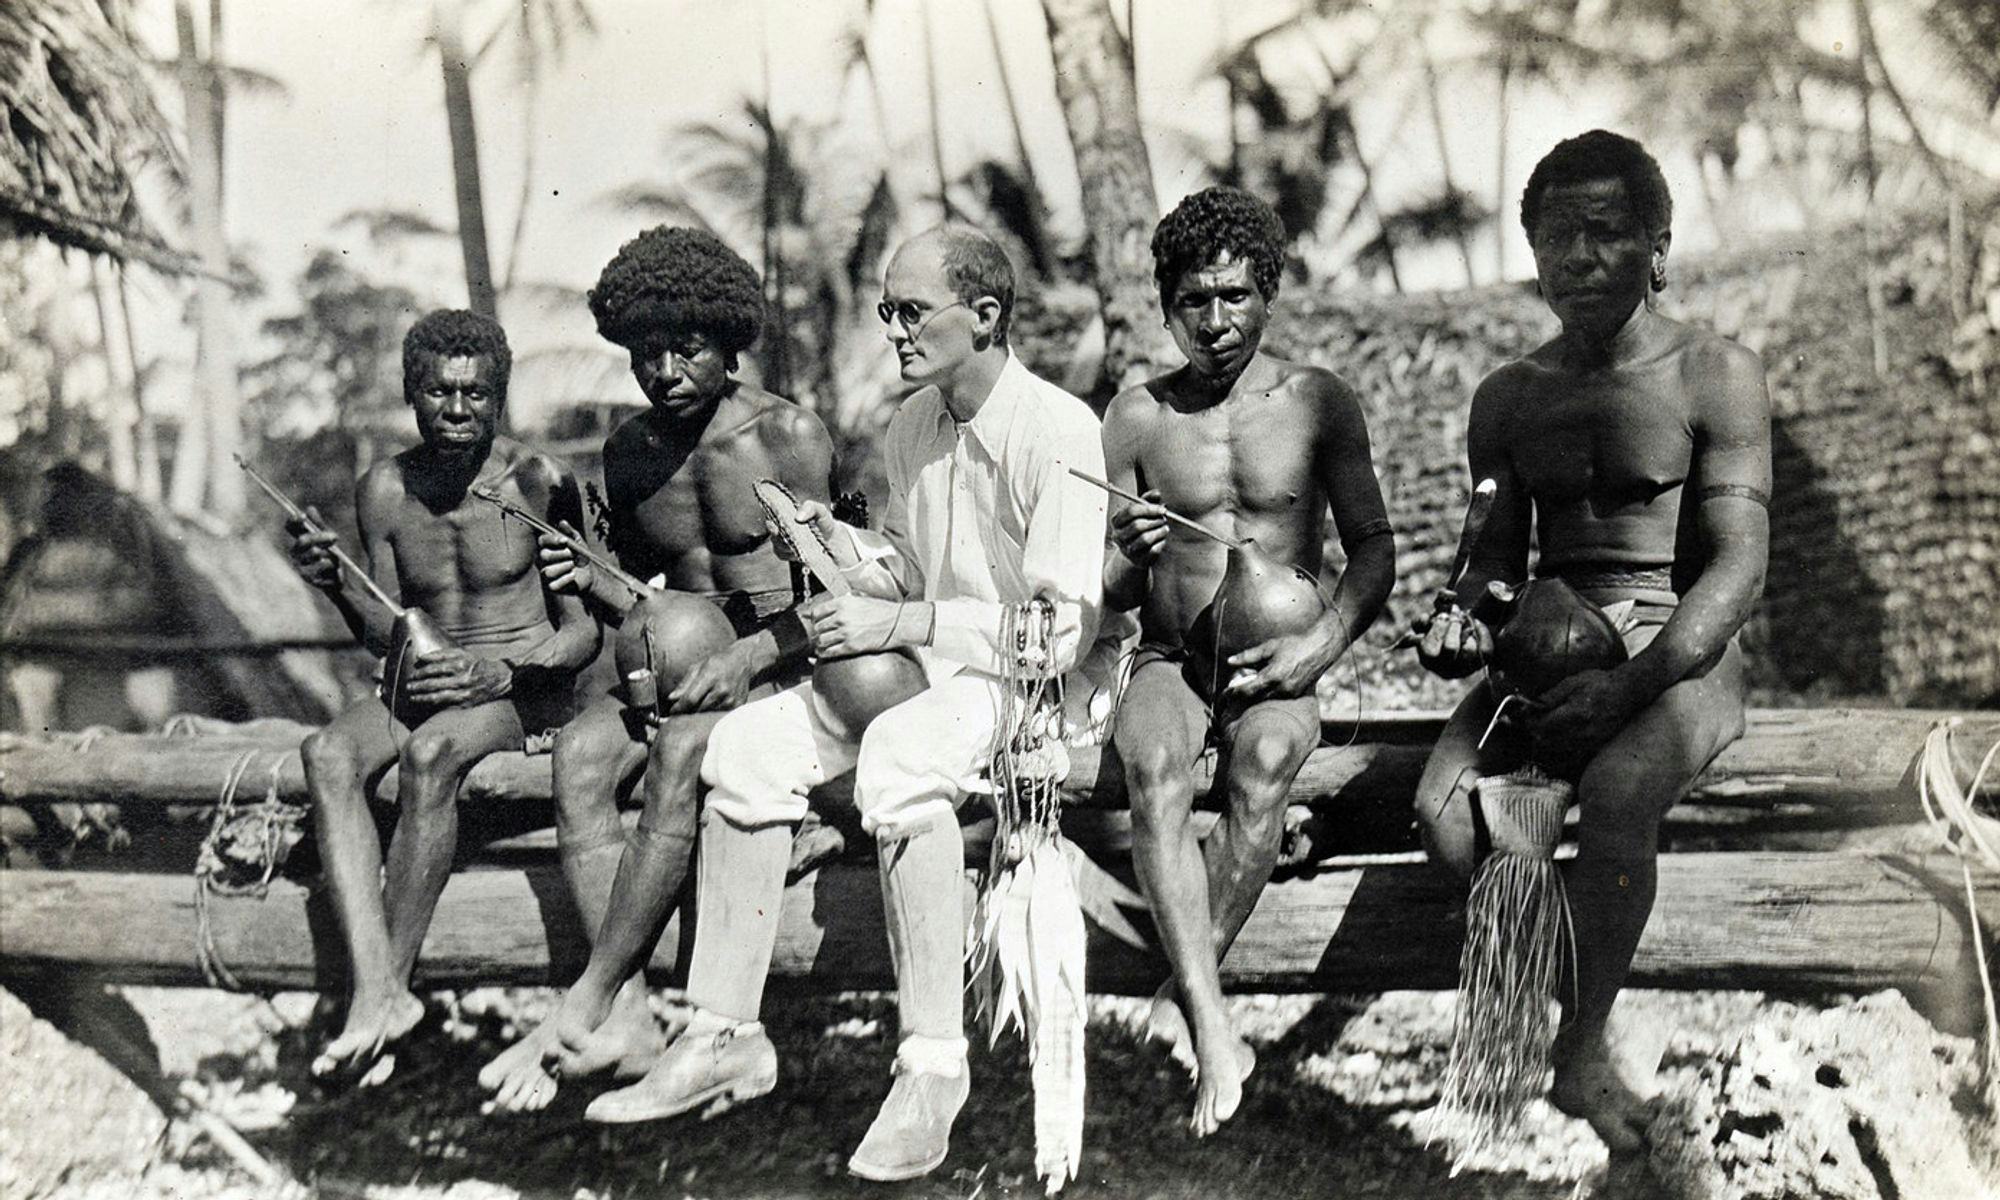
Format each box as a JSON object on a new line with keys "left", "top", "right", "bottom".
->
{"left": 1411, "top": 130, "right": 1770, "bottom": 1153}
{"left": 292, "top": 309, "right": 599, "bottom": 1082}
{"left": 479, "top": 226, "right": 834, "bottom": 1112}
{"left": 1103, "top": 187, "right": 1395, "bottom": 1135}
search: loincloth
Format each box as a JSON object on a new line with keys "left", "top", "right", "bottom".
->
{"left": 373, "top": 669, "right": 578, "bottom": 754}
{"left": 699, "top": 586, "right": 801, "bottom": 640}
{"left": 1125, "top": 639, "right": 1320, "bottom": 748}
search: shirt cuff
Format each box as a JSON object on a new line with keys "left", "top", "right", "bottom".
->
{"left": 841, "top": 527, "right": 904, "bottom": 598}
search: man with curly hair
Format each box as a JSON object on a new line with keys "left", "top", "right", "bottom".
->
{"left": 289, "top": 309, "right": 600, "bottom": 1084}
{"left": 478, "top": 227, "right": 836, "bottom": 1113}
{"left": 1102, "top": 186, "right": 1395, "bottom": 1134}
{"left": 581, "top": 224, "right": 1111, "bottom": 1184}
{"left": 1411, "top": 130, "right": 1769, "bottom": 1153}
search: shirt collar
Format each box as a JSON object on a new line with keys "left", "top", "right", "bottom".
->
{"left": 936, "top": 351, "right": 1028, "bottom": 455}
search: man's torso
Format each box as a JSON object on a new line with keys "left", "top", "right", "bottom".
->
{"left": 371, "top": 438, "right": 558, "bottom": 662}
{"left": 1496, "top": 320, "right": 1719, "bottom": 591}
{"left": 603, "top": 389, "right": 801, "bottom": 597}
{"left": 1123, "top": 357, "right": 1333, "bottom": 647}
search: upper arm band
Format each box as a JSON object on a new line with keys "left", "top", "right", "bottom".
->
{"left": 1696, "top": 483, "right": 1770, "bottom": 507}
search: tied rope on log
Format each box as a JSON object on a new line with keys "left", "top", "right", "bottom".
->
{"left": 1915, "top": 719, "right": 2000, "bottom": 1103}
{"left": 193, "top": 748, "right": 307, "bottom": 990}
{"left": 967, "top": 597, "right": 1087, "bottom": 1195}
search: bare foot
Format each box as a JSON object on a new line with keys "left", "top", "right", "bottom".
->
{"left": 1145, "top": 991, "right": 1197, "bottom": 1076}
{"left": 478, "top": 1020, "right": 559, "bottom": 1114}
{"left": 1550, "top": 1032, "right": 1658, "bottom": 1155}
{"left": 311, "top": 991, "right": 424, "bottom": 1086}
{"left": 552, "top": 979, "right": 667, "bottom": 1079}
{"left": 1189, "top": 1032, "right": 1255, "bottom": 1138}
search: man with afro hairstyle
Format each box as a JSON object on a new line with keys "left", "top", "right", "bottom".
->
{"left": 1102, "top": 186, "right": 1395, "bottom": 1135}
{"left": 288, "top": 309, "right": 599, "bottom": 1085}
{"left": 1411, "top": 130, "right": 1769, "bottom": 1154}
{"left": 478, "top": 227, "right": 837, "bottom": 1113}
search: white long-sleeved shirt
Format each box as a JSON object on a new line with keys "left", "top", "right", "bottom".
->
{"left": 841, "top": 352, "right": 1109, "bottom": 682}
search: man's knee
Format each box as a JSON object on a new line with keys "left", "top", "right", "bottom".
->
{"left": 1226, "top": 724, "right": 1309, "bottom": 812}
{"left": 302, "top": 728, "right": 356, "bottom": 786}
{"left": 552, "top": 708, "right": 626, "bottom": 783}
{"left": 1122, "top": 739, "right": 1193, "bottom": 826}
{"left": 1414, "top": 765, "right": 1480, "bottom": 883}
{"left": 1574, "top": 761, "right": 1673, "bottom": 861}
{"left": 641, "top": 720, "right": 711, "bottom": 837}
{"left": 402, "top": 730, "right": 473, "bottom": 803}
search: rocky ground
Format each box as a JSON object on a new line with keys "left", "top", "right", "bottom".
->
{"left": 4, "top": 983, "right": 1996, "bottom": 1200}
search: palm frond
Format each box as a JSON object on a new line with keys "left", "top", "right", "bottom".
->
{"left": 0, "top": 0, "right": 188, "bottom": 266}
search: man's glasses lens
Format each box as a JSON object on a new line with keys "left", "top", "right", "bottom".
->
{"left": 877, "top": 301, "right": 924, "bottom": 327}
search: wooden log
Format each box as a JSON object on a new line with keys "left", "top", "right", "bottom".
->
{"left": 2, "top": 852, "right": 1991, "bottom": 995}
{"left": 5, "top": 709, "right": 1993, "bottom": 815}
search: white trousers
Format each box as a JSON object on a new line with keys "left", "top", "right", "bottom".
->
{"left": 699, "top": 673, "right": 1005, "bottom": 839}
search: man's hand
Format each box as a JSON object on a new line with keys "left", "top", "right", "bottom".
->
{"left": 537, "top": 523, "right": 593, "bottom": 595}
{"left": 666, "top": 641, "right": 757, "bottom": 714}
{"left": 767, "top": 499, "right": 859, "bottom": 569}
{"left": 1414, "top": 606, "right": 1492, "bottom": 679}
{"left": 1109, "top": 489, "right": 1170, "bottom": 569}
{"left": 1224, "top": 629, "right": 1333, "bottom": 702}
{"left": 286, "top": 507, "right": 341, "bottom": 590}
{"left": 1520, "top": 668, "right": 1646, "bottom": 774}
{"left": 403, "top": 648, "right": 513, "bottom": 708}
{"left": 800, "top": 594, "right": 905, "bottom": 658}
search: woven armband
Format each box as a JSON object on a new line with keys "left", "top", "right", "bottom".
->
{"left": 1339, "top": 517, "right": 1395, "bottom": 557}
{"left": 1696, "top": 483, "right": 1770, "bottom": 508}
{"left": 768, "top": 608, "right": 811, "bottom": 663}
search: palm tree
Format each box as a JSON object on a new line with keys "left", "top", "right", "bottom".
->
{"left": 431, "top": 0, "right": 496, "bottom": 318}
{"left": 1040, "top": 0, "right": 1172, "bottom": 398}
{"left": 167, "top": 0, "right": 242, "bottom": 519}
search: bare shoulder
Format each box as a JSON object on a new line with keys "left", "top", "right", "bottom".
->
{"left": 1270, "top": 357, "right": 1361, "bottom": 415}
{"left": 1472, "top": 354, "right": 1544, "bottom": 415}
{"left": 1676, "top": 322, "right": 1767, "bottom": 408}
{"left": 742, "top": 388, "right": 834, "bottom": 455}
{"left": 1102, "top": 377, "right": 1165, "bottom": 435}
{"left": 493, "top": 438, "right": 577, "bottom": 500}
{"left": 602, "top": 411, "right": 652, "bottom": 466}
{"left": 357, "top": 455, "right": 406, "bottom": 512}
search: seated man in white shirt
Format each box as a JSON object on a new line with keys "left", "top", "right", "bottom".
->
{"left": 579, "top": 224, "right": 1110, "bottom": 1184}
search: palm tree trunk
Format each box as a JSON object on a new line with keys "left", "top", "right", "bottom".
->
{"left": 168, "top": 0, "right": 241, "bottom": 519}
{"left": 1424, "top": 47, "right": 1477, "bottom": 286}
{"left": 1040, "top": 0, "right": 1172, "bottom": 398}
{"left": 920, "top": 0, "right": 956, "bottom": 223}
{"left": 759, "top": 1, "right": 789, "bottom": 395}
{"left": 116, "top": 267, "right": 162, "bottom": 503}
{"left": 983, "top": 0, "right": 1049, "bottom": 253}
{"left": 433, "top": 0, "right": 497, "bottom": 319}
{"left": 1493, "top": 56, "right": 1511, "bottom": 283}
{"left": 1217, "top": 1, "right": 1239, "bottom": 181}
{"left": 1853, "top": 0, "right": 1889, "bottom": 378}
{"left": 89, "top": 260, "right": 137, "bottom": 492}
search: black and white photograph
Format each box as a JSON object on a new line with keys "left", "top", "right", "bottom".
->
{"left": 2, "top": 1, "right": 1997, "bottom": 1196}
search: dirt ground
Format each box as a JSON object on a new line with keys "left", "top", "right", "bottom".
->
{"left": 6, "top": 983, "right": 1996, "bottom": 1200}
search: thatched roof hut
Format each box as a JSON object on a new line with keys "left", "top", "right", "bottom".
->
{"left": 0, "top": 0, "right": 188, "bottom": 271}
{"left": 0, "top": 463, "right": 356, "bottom": 731}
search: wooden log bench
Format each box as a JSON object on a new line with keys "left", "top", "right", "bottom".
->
{"left": 1, "top": 709, "right": 1995, "bottom": 999}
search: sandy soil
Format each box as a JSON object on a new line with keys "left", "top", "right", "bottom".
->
{"left": 7, "top": 983, "right": 1994, "bottom": 1200}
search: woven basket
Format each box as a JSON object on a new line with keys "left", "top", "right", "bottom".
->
{"left": 1475, "top": 770, "right": 1572, "bottom": 858}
